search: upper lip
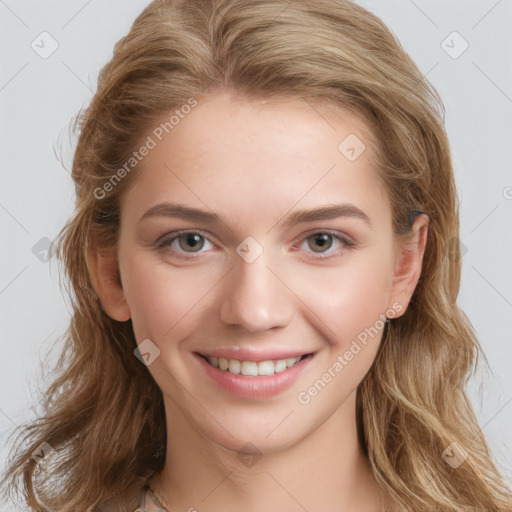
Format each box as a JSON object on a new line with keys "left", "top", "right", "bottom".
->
{"left": 196, "top": 347, "right": 315, "bottom": 362}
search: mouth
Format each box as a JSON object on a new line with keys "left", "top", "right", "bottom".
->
{"left": 197, "top": 352, "right": 314, "bottom": 376}
{"left": 194, "top": 350, "right": 316, "bottom": 398}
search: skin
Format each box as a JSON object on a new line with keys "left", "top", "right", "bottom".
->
{"left": 91, "top": 89, "right": 428, "bottom": 512}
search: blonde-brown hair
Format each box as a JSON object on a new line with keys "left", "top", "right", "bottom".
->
{"left": 2, "top": 0, "right": 511, "bottom": 510}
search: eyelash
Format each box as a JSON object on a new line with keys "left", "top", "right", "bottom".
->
{"left": 154, "top": 229, "right": 357, "bottom": 261}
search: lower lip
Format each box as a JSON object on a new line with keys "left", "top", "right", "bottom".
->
{"left": 196, "top": 353, "right": 314, "bottom": 398}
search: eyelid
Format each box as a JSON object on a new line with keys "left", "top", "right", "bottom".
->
{"left": 154, "top": 229, "right": 218, "bottom": 255}
{"left": 296, "top": 228, "right": 355, "bottom": 245}
{"left": 292, "top": 229, "right": 356, "bottom": 258}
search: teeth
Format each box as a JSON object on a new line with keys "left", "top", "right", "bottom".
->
{"left": 257, "top": 361, "right": 275, "bottom": 376}
{"left": 228, "top": 359, "right": 241, "bottom": 374}
{"left": 205, "top": 355, "right": 304, "bottom": 375}
{"left": 274, "top": 359, "right": 287, "bottom": 373}
{"left": 241, "top": 361, "right": 258, "bottom": 376}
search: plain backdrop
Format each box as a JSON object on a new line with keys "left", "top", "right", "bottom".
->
{"left": 1, "top": 0, "right": 511, "bottom": 508}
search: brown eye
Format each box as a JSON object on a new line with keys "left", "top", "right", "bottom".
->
{"left": 177, "top": 233, "right": 205, "bottom": 252}
{"left": 155, "top": 231, "right": 215, "bottom": 256}
{"left": 296, "top": 231, "right": 355, "bottom": 261}
{"left": 306, "top": 233, "right": 334, "bottom": 253}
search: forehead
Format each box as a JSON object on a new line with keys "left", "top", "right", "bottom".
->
{"left": 121, "top": 91, "right": 389, "bottom": 227}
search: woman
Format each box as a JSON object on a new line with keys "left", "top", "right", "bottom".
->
{"left": 2, "top": 0, "right": 511, "bottom": 510}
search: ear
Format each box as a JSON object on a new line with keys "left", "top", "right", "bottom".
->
{"left": 88, "top": 241, "right": 131, "bottom": 322}
{"left": 387, "top": 214, "right": 429, "bottom": 318}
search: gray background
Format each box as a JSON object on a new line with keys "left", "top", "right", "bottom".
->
{"left": 1, "top": 0, "right": 511, "bottom": 508}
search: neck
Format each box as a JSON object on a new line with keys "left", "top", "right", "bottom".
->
{"left": 157, "top": 390, "right": 384, "bottom": 512}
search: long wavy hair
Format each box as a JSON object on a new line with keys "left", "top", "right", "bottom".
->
{"left": 2, "top": 0, "right": 511, "bottom": 510}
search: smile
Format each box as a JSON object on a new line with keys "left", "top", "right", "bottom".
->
{"left": 195, "top": 351, "right": 315, "bottom": 398}
{"left": 200, "top": 354, "right": 310, "bottom": 376}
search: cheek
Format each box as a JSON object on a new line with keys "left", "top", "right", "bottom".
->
{"left": 119, "top": 253, "right": 220, "bottom": 343}
{"left": 288, "top": 249, "right": 394, "bottom": 343}
{"left": 293, "top": 258, "right": 392, "bottom": 409}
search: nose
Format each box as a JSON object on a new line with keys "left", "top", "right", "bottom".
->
{"left": 219, "top": 252, "right": 295, "bottom": 333}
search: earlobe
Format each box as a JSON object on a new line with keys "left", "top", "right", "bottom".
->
{"left": 88, "top": 243, "right": 131, "bottom": 322}
{"left": 387, "top": 214, "right": 429, "bottom": 317}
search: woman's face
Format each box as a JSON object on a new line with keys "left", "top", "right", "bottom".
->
{"left": 107, "top": 91, "right": 421, "bottom": 455}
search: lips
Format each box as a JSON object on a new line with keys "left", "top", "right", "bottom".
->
{"left": 195, "top": 350, "right": 315, "bottom": 398}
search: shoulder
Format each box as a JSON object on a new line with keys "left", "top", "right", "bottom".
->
{"left": 92, "top": 479, "right": 148, "bottom": 512}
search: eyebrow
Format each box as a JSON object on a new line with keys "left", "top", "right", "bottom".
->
{"left": 140, "top": 201, "right": 372, "bottom": 229}
{"left": 280, "top": 203, "right": 372, "bottom": 229}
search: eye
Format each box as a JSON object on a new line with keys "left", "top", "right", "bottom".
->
{"left": 156, "top": 231, "right": 215, "bottom": 255}
{"left": 297, "top": 231, "right": 356, "bottom": 259}
{"left": 153, "top": 229, "right": 355, "bottom": 261}
{"left": 306, "top": 233, "right": 335, "bottom": 253}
